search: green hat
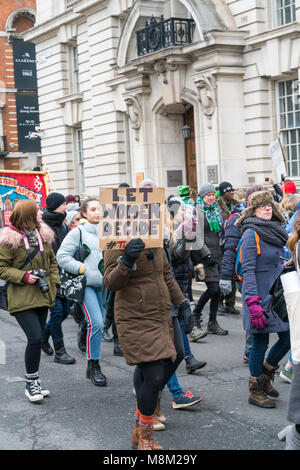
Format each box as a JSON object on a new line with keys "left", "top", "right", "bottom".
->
{"left": 178, "top": 185, "right": 190, "bottom": 198}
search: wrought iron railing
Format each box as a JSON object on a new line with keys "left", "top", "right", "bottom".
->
{"left": 0, "top": 136, "right": 8, "bottom": 156}
{"left": 136, "top": 16, "right": 195, "bottom": 57}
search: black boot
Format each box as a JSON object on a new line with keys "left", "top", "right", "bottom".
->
{"left": 53, "top": 340, "right": 76, "bottom": 364}
{"left": 113, "top": 339, "right": 124, "bottom": 357}
{"left": 77, "top": 321, "right": 87, "bottom": 353}
{"left": 41, "top": 327, "right": 54, "bottom": 356}
{"left": 185, "top": 354, "right": 207, "bottom": 374}
{"left": 86, "top": 360, "right": 107, "bottom": 386}
{"left": 103, "top": 317, "right": 113, "bottom": 342}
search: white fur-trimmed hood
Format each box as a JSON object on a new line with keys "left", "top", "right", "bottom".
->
{"left": 0, "top": 223, "right": 55, "bottom": 249}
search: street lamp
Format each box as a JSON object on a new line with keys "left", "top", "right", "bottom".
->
{"left": 181, "top": 124, "right": 191, "bottom": 140}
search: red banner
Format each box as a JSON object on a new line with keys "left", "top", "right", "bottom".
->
{"left": 0, "top": 171, "right": 49, "bottom": 226}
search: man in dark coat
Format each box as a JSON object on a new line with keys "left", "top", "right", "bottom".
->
{"left": 41, "top": 192, "right": 76, "bottom": 365}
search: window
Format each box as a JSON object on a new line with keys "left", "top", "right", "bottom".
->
{"left": 76, "top": 128, "right": 85, "bottom": 193}
{"left": 275, "top": 0, "right": 296, "bottom": 26}
{"left": 71, "top": 45, "right": 79, "bottom": 93}
{"left": 278, "top": 80, "right": 300, "bottom": 177}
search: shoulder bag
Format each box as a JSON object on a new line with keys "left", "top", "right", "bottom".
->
{"left": 60, "top": 227, "right": 89, "bottom": 304}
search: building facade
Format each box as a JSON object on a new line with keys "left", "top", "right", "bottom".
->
{"left": 24, "top": 0, "right": 300, "bottom": 195}
{"left": 0, "top": 0, "right": 41, "bottom": 171}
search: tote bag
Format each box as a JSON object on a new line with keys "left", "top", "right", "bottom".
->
{"left": 282, "top": 243, "right": 300, "bottom": 363}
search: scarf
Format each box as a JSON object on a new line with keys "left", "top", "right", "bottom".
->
{"left": 240, "top": 217, "right": 288, "bottom": 248}
{"left": 23, "top": 229, "right": 39, "bottom": 246}
{"left": 198, "top": 198, "right": 223, "bottom": 233}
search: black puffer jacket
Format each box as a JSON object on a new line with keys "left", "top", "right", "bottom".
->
{"left": 170, "top": 239, "right": 194, "bottom": 299}
{"left": 219, "top": 203, "right": 246, "bottom": 281}
{"left": 42, "top": 210, "right": 69, "bottom": 254}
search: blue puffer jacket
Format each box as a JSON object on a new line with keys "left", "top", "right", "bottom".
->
{"left": 220, "top": 203, "right": 246, "bottom": 281}
{"left": 56, "top": 222, "right": 103, "bottom": 289}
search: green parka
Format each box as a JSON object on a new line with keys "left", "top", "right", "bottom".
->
{"left": 0, "top": 223, "right": 60, "bottom": 315}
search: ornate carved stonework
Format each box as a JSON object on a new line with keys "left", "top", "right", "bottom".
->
{"left": 194, "top": 75, "right": 217, "bottom": 129}
{"left": 124, "top": 96, "right": 142, "bottom": 141}
{"left": 154, "top": 60, "right": 178, "bottom": 84}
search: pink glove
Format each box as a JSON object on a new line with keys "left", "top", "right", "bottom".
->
{"left": 246, "top": 296, "right": 268, "bottom": 329}
{"left": 181, "top": 215, "right": 197, "bottom": 240}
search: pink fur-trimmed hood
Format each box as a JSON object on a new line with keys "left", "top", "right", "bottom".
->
{"left": 0, "top": 223, "right": 55, "bottom": 249}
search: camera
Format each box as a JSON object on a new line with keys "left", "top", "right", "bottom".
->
{"left": 31, "top": 269, "right": 49, "bottom": 294}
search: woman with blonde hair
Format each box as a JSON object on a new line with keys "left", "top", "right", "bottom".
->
{"left": 0, "top": 199, "right": 60, "bottom": 402}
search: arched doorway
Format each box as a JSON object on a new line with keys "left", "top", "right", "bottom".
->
{"left": 184, "top": 106, "right": 197, "bottom": 191}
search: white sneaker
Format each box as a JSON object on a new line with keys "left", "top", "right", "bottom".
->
{"left": 37, "top": 380, "right": 50, "bottom": 397}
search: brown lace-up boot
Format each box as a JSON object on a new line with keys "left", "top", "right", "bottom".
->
{"left": 248, "top": 376, "right": 276, "bottom": 408}
{"left": 132, "top": 411, "right": 163, "bottom": 450}
{"left": 138, "top": 424, "right": 163, "bottom": 450}
{"left": 262, "top": 362, "right": 280, "bottom": 398}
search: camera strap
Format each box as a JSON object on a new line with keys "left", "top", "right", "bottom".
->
{"left": 21, "top": 230, "right": 46, "bottom": 271}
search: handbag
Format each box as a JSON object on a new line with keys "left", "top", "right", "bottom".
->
{"left": 60, "top": 227, "right": 89, "bottom": 304}
{"left": 281, "top": 243, "right": 300, "bottom": 362}
{"left": 269, "top": 261, "right": 295, "bottom": 323}
{"left": 0, "top": 245, "right": 40, "bottom": 311}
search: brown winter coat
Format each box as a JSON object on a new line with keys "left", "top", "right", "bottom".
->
{"left": 0, "top": 223, "right": 60, "bottom": 315}
{"left": 103, "top": 247, "right": 185, "bottom": 366}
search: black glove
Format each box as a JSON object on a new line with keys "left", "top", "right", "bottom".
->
{"left": 204, "top": 254, "right": 217, "bottom": 267}
{"left": 119, "top": 238, "right": 145, "bottom": 269}
{"left": 177, "top": 299, "right": 194, "bottom": 335}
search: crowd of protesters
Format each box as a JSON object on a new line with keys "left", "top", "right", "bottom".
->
{"left": 1, "top": 176, "right": 300, "bottom": 450}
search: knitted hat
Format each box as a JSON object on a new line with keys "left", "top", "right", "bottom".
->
{"left": 65, "top": 210, "right": 79, "bottom": 226}
{"left": 46, "top": 192, "right": 66, "bottom": 211}
{"left": 198, "top": 183, "right": 216, "bottom": 199}
{"left": 139, "top": 178, "right": 157, "bottom": 188}
{"left": 167, "top": 196, "right": 185, "bottom": 217}
{"left": 218, "top": 181, "right": 234, "bottom": 197}
{"left": 282, "top": 180, "right": 297, "bottom": 194}
{"left": 65, "top": 194, "right": 76, "bottom": 204}
{"left": 235, "top": 190, "right": 285, "bottom": 226}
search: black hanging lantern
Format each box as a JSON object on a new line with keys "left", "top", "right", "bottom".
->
{"left": 182, "top": 124, "right": 191, "bottom": 140}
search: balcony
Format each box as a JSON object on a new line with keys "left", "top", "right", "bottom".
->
{"left": 0, "top": 136, "right": 8, "bottom": 156}
{"left": 136, "top": 16, "right": 195, "bottom": 57}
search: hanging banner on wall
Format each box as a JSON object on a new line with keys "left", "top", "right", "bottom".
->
{"left": 99, "top": 187, "right": 165, "bottom": 250}
{"left": 12, "top": 39, "right": 37, "bottom": 90}
{"left": 0, "top": 170, "right": 49, "bottom": 227}
{"left": 15, "top": 94, "right": 41, "bottom": 153}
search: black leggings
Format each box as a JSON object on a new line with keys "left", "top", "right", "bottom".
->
{"left": 195, "top": 281, "right": 220, "bottom": 322}
{"left": 14, "top": 307, "right": 48, "bottom": 375}
{"left": 133, "top": 317, "right": 184, "bottom": 416}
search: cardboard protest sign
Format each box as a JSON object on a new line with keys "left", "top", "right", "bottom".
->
{"left": 269, "top": 138, "right": 287, "bottom": 182}
{"left": 0, "top": 170, "right": 49, "bottom": 227}
{"left": 99, "top": 187, "right": 165, "bottom": 250}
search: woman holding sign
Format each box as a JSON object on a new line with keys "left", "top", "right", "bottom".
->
{"left": 57, "top": 197, "right": 107, "bottom": 386}
{"left": 104, "top": 235, "right": 193, "bottom": 450}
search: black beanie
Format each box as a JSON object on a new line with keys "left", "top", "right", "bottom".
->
{"left": 46, "top": 192, "right": 66, "bottom": 211}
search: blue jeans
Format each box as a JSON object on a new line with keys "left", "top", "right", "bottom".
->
{"left": 179, "top": 320, "right": 191, "bottom": 357}
{"left": 46, "top": 296, "right": 70, "bottom": 343}
{"left": 167, "top": 372, "right": 184, "bottom": 400}
{"left": 81, "top": 287, "right": 106, "bottom": 360}
{"left": 249, "top": 331, "right": 291, "bottom": 377}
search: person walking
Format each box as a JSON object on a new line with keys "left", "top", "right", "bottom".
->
{"left": 0, "top": 200, "right": 60, "bottom": 402}
{"left": 235, "top": 190, "right": 290, "bottom": 408}
{"left": 278, "top": 215, "right": 300, "bottom": 449}
{"left": 42, "top": 192, "right": 75, "bottom": 364}
{"left": 219, "top": 185, "right": 264, "bottom": 363}
{"left": 103, "top": 238, "right": 194, "bottom": 450}
{"left": 57, "top": 197, "right": 107, "bottom": 386}
{"left": 191, "top": 183, "right": 228, "bottom": 335}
